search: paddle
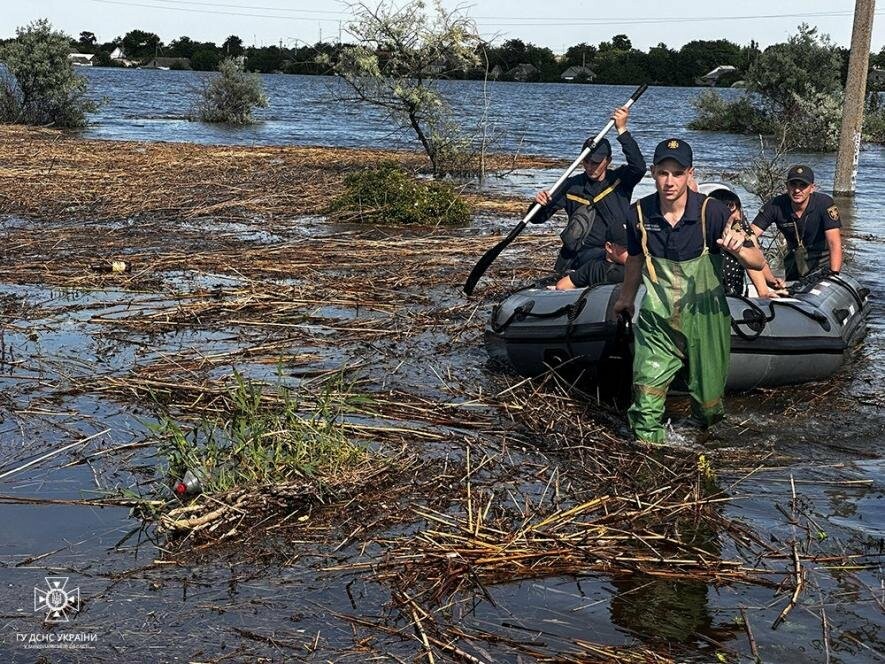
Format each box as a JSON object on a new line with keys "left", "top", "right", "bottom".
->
{"left": 463, "top": 83, "right": 648, "bottom": 296}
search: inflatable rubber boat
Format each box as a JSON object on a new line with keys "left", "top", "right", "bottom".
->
{"left": 485, "top": 272, "right": 870, "bottom": 391}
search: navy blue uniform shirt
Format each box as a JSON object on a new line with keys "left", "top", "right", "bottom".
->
{"left": 569, "top": 257, "right": 624, "bottom": 288}
{"left": 626, "top": 190, "right": 731, "bottom": 260}
{"left": 751, "top": 191, "right": 841, "bottom": 253}
{"left": 533, "top": 131, "right": 646, "bottom": 251}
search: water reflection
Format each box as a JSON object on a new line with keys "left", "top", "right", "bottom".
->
{"left": 610, "top": 575, "right": 714, "bottom": 643}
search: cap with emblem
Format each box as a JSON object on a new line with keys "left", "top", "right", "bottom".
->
{"left": 652, "top": 138, "right": 693, "bottom": 167}
{"left": 786, "top": 165, "right": 814, "bottom": 185}
{"left": 582, "top": 137, "right": 612, "bottom": 163}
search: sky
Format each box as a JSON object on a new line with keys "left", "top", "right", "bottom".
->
{"left": 3, "top": 0, "right": 883, "bottom": 52}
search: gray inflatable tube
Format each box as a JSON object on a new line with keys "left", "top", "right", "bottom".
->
{"left": 485, "top": 272, "right": 871, "bottom": 391}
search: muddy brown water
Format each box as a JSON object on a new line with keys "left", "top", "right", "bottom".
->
{"left": 0, "top": 74, "right": 882, "bottom": 662}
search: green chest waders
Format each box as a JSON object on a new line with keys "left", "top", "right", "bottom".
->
{"left": 627, "top": 199, "right": 731, "bottom": 444}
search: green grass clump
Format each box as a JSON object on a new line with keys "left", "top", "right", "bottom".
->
{"left": 331, "top": 161, "right": 471, "bottom": 226}
{"left": 150, "top": 373, "right": 370, "bottom": 496}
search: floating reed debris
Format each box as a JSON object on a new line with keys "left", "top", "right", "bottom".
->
{"left": 133, "top": 374, "right": 421, "bottom": 544}
{"left": 0, "top": 125, "right": 554, "bottom": 223}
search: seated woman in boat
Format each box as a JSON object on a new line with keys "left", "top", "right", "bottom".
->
{"left": 554, "top": 220, "right": 628, "bottom": 290}
{"left": 704, "top": 187, "right": 785, "bottom": 298}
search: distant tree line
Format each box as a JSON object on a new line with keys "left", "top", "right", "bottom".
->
{"left": 4, "top": 26, "right": 883, "bottom": 87}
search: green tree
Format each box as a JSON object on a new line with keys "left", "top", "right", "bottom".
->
{"left": 245, "top": 45, "right": 284, "bottom": 73}
{"left": 746, "top": 24, "right": 841, "bottom": 118}
{"left": 563, "top": 42, "right": 596, "bottom": 69}
{"left": 77, "top": 31, "right": 97, "bottom": 53}
{"left": 121, "top": 29, "right": 162, "bottom": 60}
{"left": 646, "top": 42, "right": 678, "bottom": 85}
{"left": 222, "top": 35, "right": 244, "bottom": 57}
{"left": 332, "top": 0, "right": 483, "bottom": 177}
{"left": 598, "top": 34, "right": 631, "bottom": 53}
{"left": 611, "top": 34, "right": 632, "bottom": 51}
{"left": 0, "top": 19, "right": 97, "bottom": 127}
{"left": 168, "top": 35, "right": 198, "bottom": 59}
{"left": 676, "top": 39, "right": 741, "bottom": 85}
{"left": 594, "top": 48, "right": 650, "bottom": 84}
{"left": 191, "top": 47, "right": 220, "bottom": 71}
{"left": 196, "top": 57, "right": 267, "bottom": 124}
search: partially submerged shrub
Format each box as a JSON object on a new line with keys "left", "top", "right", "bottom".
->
{"left": 196, "top": 57, "right": 267, "bottom": 125}
{"left": 152, "top": 374, "right": 369, "bottom": 496}
{"left": 331, "top": 161, "right": 471, "bottom": 225}
{"left": 688, "top": 90, "right": 774, "bottom": 135}
{"left": 863, "top": 94, "right": 885, "bottom": 143}
{"left": 0, "top": 19, "right": 97, "bottom": 127}
{"left": 687, "top": 25, "right": 871, "bottom": 151}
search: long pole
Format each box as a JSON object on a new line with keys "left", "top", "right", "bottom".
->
{"left": 834, "top": 0, "right": 876, "bottom": 195}
{"left": 463, "top": 84, "right": 648, "bottom": 295}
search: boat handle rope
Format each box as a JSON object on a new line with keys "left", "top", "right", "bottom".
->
{"left": 730, "top": 293, "right": 834, "bottom": 341}
{"left": 490, "top": 299, "right": 583, "bottom": 334}
{"left": 826, "top": 273, "right": 866, "bottom": 314}
{"left": 730, "top": 294, "right": 774, "bottom": 341}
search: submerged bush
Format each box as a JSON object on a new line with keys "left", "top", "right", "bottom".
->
{"left": 153, "top": 374, "right": 369, "bottom": 496}
{"left": 863, "top": 94, "right": 885, "bottom": 143}
{"left": 196, "top": 57, "right": 267, "bottom": 125}
{"left": 331, "top": 161, "right": 471, "bottom": 225}
{"left": 688, "top": 90, "right": 774, "bottom": 135}
{"left": 0, "top": 19, "right": 97, "bottom": 127}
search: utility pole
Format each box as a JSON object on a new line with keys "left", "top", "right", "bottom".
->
{"left": 834, "top": 0, "right": 876, "bottom": 195}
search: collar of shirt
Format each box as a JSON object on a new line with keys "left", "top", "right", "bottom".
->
{"left": 644, "top": 190, "right": 703, "bottom": 228}
{"left": 583, "top": 169, "right": 615, "bottom": 193}
{"left": 786, "top": 192, "right": 820, "bottom": 219}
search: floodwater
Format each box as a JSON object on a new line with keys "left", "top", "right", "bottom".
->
{"left": 0, "top": 68, "right": 881, "bottom": 661}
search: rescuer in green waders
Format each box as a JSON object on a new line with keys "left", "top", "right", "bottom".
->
{"left": 612, "top": 139, "right": 766, "bottom": 445}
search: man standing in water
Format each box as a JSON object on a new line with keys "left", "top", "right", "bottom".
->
{"left": 613, "top": 139, "right": 765, "bottom": 445}
{"left": 531, "top": 106, "right": 646, "bottom": 274}
{"left": 751, "top": 165, "right": 843, "bottom": 283}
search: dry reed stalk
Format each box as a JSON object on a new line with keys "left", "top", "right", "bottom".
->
{"left": 0, "top": 126, "right": 554, "bottom": 223}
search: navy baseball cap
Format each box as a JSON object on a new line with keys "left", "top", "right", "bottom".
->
{"left": 787, "top": 165, "right": 814, "bottom": 185}
{"left": 582, "top": 137, "right": 612, "bottom": 163}
{"left": 653, "top": 138, "right": 693, "bottom": 167}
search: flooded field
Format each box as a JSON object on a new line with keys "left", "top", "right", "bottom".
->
{"left": 0, "top": 72, "right": 882, "bottom": 662}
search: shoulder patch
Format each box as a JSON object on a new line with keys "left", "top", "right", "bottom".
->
{"left": 826, "top": 205, "right": 840, "bottom": 221}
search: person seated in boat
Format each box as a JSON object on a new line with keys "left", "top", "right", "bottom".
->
{"left": 750, "top": 165, "right": 843, "bottom": 285}
{"left": 612, "top": 138, "right": 765, "bottom": 445}
{"left": 531, "top": 105, "right": 646, "bottom": 275}
{"left": 704, "top": 188, "right": 785, "bottom": 298}
{"left": 554, "top": 221, "right": 628, "bottom": 289}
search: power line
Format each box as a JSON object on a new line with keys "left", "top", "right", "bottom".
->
{"left": 144, "top": 0, "right": 347, "bottom": 17}
{"left": 486, "top": 11, "right": 883, "bottom": 27}
{"left": 86, "top": 0, "right": 882, "bottom": 27}
{"left": 87, "top": 0, "right": 345, "bottom": 22}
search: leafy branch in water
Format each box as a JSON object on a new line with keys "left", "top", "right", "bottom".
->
{"left": 331, "top": 0, "right": 492, "bottom": 177}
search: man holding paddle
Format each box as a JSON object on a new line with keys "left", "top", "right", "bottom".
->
{"left": 613, "top": 138, "right": 765, "bottom": 446}
{"left": 532, "top": 105, "right": 646, "bottom": 276}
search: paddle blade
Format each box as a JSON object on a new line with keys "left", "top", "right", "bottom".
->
{"left": 463, "top": 221, "right": 527, "bottom": 295}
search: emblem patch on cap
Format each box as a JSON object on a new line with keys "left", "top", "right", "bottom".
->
{"left": 827, "top": 205, "right": 840, "bottom": 221}
{"left": 796, "top": 167, "right": 804, "bottom": 173}
{"left": 667, "top": 140, "right": 679, "bottom": 149}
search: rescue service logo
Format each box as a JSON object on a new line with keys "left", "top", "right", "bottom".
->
{"left": 827, "top": 205, "right": 840, "bottom": 221}
{"left": 34, "top": 577, "right": 80, "bottom": 623}
{"left": 667, "top": 140, "right": 679, "bottom": 149}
